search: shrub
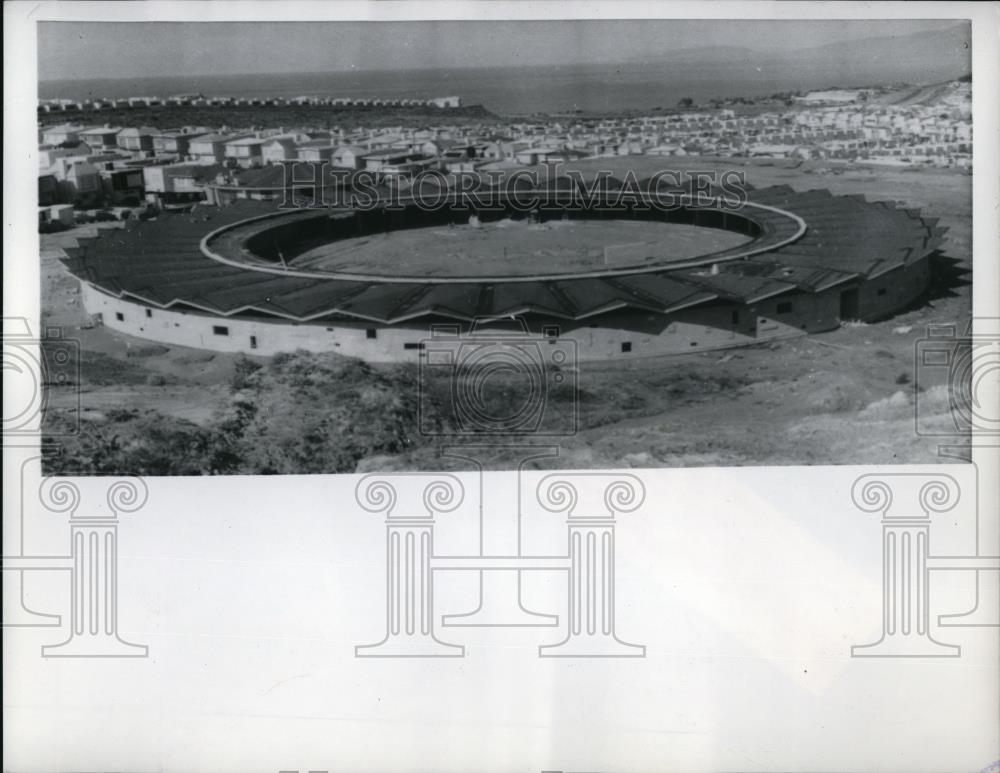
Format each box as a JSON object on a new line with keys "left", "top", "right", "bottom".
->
{"left": 105, "top": 407, "right": 140, "bottom": 422}
{"left": 42, "top": 411, "right": 223, "bottom": 475}
{"left": 230, "top": 355, "right": 263, "bottom": 390}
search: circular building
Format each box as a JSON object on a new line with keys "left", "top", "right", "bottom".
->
{"left": 58, "top": 181, "right": 946, "bottom": 362}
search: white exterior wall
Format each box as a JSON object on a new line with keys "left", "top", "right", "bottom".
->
{"left": 80, "top": 283, "right": 837, "bottom": 364}
{"left": 262, "top": 143, "right": 294, "bottom": 165}
{"left": 143, "top": 166, "right": 167, "bottom": 193}
{"left": 189, "top": 143, "right": 225, "bottom": 163}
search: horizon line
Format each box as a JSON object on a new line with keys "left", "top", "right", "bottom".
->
{"left": 39, "top": 22, "right": 970, "bottom": 85}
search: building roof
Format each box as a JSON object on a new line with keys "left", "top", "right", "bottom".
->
{"left": 297, "top": 139, "right": 337, "bottom": 149}
{"left": 190, "top": 133, "right": 250, "bottom": 145}
{"left": 117, "top": 127, "right": 159, "bottom": 137}
{"left": 263, "top": 136, "right": 300, "bottom": 147}
{"left": 58, "top": 185, "right": 944, "bottom": 327}
{"left": 155, "top": 129, "right": 209, "bottom": 139}
{"left": 151, "top": 163, "right": 228, "bottom": 182}
{"left": 42, "top": 123, "right": 86, "bottom": 135}
{"left": 79, "top": 126, "right": 123, "bottom": 136}
{"left": 225, "top": 136, "right": 267, "bottom": 147}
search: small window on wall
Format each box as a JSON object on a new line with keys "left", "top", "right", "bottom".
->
{"left": 404, "top": 342, "right": 425, "bottom": 351}
{"left": 543, "top": 325, "right": 560, "bottom": 340}
{"left": 621, "top": 342, "right": 632, "bottom": 353}
{"left": 366, "top": 328, "right": 377, "bottom": 339}
{"left": 877, "top": 288, "right": 887, "bottom": 297}
{"left": 145, "top": 308, "right": 152, "bottom": 318}
{"left": 776, "top": 302, "right": 793, "bottom": 315}
{"left": 212, "top": 325, "right": 229, "bottom": 336}
{"left": 250, "top": 336, "right": 258, "bottom": 350}
{"left": 115, "top": 312, "right": 124, "bottom": 322}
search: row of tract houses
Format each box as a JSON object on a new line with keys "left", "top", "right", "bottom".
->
{"left": 38, "top": 94, "right": 463, "bottom": 112}
{"left": 38, "top": 80, "right": 972, "bottom": 223}
{"left": 36, "top": 121, "right": 492, "bottom": 213}
{"left": 520, "top": 83, "right": 971, "bottom": 167}
{"left": 496, "top": 82, "right": 972, "bottom": 167}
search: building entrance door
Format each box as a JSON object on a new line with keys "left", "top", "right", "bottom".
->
{"left": 839, "top": 288, "right": 860, "bottom": 321}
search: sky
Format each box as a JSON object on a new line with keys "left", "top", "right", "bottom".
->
{"left": 38, "top": 19, "right": 964, "bottom": 82}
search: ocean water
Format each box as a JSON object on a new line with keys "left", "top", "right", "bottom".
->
{"left": 38, "top": 56, "right": 968, "bottom": 116}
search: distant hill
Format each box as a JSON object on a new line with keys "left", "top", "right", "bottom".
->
{"left": 790, "top": 23, "right": 970, "bottom": 83}
{"left": 645, "top": 22, "right": 971, "bottom": 90}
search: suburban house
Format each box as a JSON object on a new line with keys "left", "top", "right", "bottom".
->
{"left": 116, "top": 127, "right": 158, "bottom": 154}
{"left": 39, "top": 204, "right": 76, "bottom": 228}
{"left": 47, "top": 157, "right": 102, "bottom": 205}
{"left": 100, "top": 166, "right": 146, "bottom": 205}
{"left": 153, "top": 129, "right": 209, "bottom": 158}
{"left": 261, "top": 135, "right": 302, "bottom": 164}
{"left": 513, "top": 146, "right": 571, "bottom": 165}
{"left": 295, "top": 140, "right": 337, "bottom": 163}
{"left": 38, "top": 173, "right": 60, "bottom": 206}
{"left": 41, "top": 123, "right": 86, "bottom": 146}
{"left": 361, "top": 149, "right": 437, "bottom": 174}
{"left": 224, "top": 136, "right": 267, "bottom": 168}
{"left": 38, "top": 145, "right": 89, "bottom": 169}
{"left": 77, "top": 126, "right": 123, "bottom": 152}
{"left": 143, "top": 162, "right": 224, "bottom": 208}
{"left": 188, "top": 133, "right": 250, "bottom": 164}
{"left": 331, "top": 144, "right": 366, "bottom": 170}
{"left": 367, "top": 132, "right": 404, "bottom": 150}
{"left": 362, "top": 150, "right": 438, "bottom": 180}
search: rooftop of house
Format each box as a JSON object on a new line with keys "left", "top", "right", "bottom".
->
{"left": 297, "top": 139, "right": 337, "bottom": 149}
{"left": 361, "top": 149, "right": 431, "bottom": 161}
{"left": 79, "top": 126, "right": 124, "bottom": 136}
{"left": 117, "top": 126, "right": 160, "bottom": 137}
{"left": 225, "top": 136, "right": 267, "bottom": 147}
{"left": 153, "top": 162, "right": 228, "bottom": 181}
{"left": 42, "top": 123, "right": 86, "bottom": 134}
{"left": 262, "top": 135, "right": 301, "bottom": 146}
{"left": 155, "top": 129, "right": 210, "bottom": 139}
{"left": 190, "top": 133, "right": 250, "bottom": 145}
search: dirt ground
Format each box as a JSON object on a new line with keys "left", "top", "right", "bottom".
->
{"left": 39, "top": 160, "right": 972, "bottom": 471}
{"left": 293, "top": 218, "right": 751, "bottom": 276}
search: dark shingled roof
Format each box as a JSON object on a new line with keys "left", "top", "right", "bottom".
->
{"left": 59, "top": 186, "right": 945, "bottom": 325}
